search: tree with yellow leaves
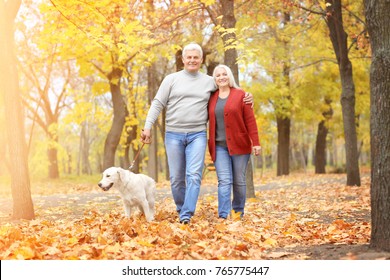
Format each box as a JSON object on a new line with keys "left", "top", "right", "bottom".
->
{"left": 45, "top": 0, "right": 177, "bottom": 169}
{"left": 0, "top": 0, "right": 34, "bottom": 220}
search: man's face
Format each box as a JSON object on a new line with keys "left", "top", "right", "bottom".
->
{"left": 182, "top": 50, "right": 203, "bottom": 73}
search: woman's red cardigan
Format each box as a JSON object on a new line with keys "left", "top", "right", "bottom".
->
{"left": 208, "top": 87, "right": 260, "bottom": 162}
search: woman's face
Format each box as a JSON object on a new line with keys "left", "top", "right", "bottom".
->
{"left": 182, "top": 50, "right": 202, "bottom": 73}
{"left": 214, "top": 68, "right": 229, "bottom": 88}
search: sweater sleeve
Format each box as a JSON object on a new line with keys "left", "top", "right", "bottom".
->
{"left": 143, "top": 74, "right": 172, "bottom": 129}
{"left": 144, "top": 99, "right": 165, "bottom": 129}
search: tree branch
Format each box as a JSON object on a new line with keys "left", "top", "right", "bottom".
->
{"left": 342, "top": 4, "right": 366, "bottom": 26}
{"left": 290, "top": 58, "right": 338, "bottom": 71}
{"left": 54, "top": 61, "right": 71, "bottom": 116}
{"left": 348, "top": 29, "right": 368, "bottom": 52}
{"left": 295, "top": 2, "right": 326, "bottom": 16}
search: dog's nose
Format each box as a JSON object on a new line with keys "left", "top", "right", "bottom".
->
{"left": 98, "top": 183, "right": 102, "bottom": 187}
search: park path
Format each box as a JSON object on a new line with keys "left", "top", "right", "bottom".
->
{"left": 0, "top": 173, "right": 353, "bottom": 222}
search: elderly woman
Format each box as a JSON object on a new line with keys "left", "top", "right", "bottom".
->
{"left": 208, "top": 64, "right": 261, "bottom": 219}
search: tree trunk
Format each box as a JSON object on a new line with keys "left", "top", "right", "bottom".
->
{"left": 175, "top": 49, "right": 184, "bottom": 71}
{"left": 315, "top": 98, "right": 333, "bottom": 174}
{"left": 143, "top": 0, "right": 159, "bottom": 180}
{"left": 315, "top": 120, "right": 327, "bottom": 174}
{"left": 220, "top": 0, "right": 238, "bottom": 81}
{"left": 122, "top": 98, "right": 135, "bottom": 171}
{"left": 103, "top": 68, "right": 126, "bottom": 169}
{"left": 0, "top": 125, "right": 9, "bottom": 175}
{"left": 129, "top": 124, "right": 141, "bottom": 173}
{"left": 162, "top": 112, "right": 169, "bottom": 181}
{"left": 147, "top": 64, "right": 159, "bottom": 181}
{"left": 47, "top": 145, "right": 59, "bottom": 178}
{"left": 246, "top": 159, "right": 256, "bottom": 198}
{"left": 275, "top": 12, "right": 292, "bottom": 177}
{"left": 46, "top": 120, "right": 60, "bottom": 178}
{"left": 220, "top": 0, "right": 255, "bottom": 197}
{"left": 325, "top": 0, "right": 360, "bottom": 186}
{"left": 66, "top": 149, "right": 72, "bottom": 174}
{"left": 0, "top": 0, "right": 35, "bottom": 220}
{"left": 276, "top": 116, "right": 290, "bottom": 176}
{"left": 364, "top": 0, "right": 390, "bottom": 251}
{"left": 79, "top": 122, "right": 92, "bottom": 175}
{"left": 123, "top": 130, "right": 131, "bottom": 170}
{"left": 19, "top": 53, "right": 65, "bottom": 179}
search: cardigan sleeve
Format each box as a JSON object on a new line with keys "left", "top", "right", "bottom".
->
{"left": 242, "top": 98, "right": 260, "bottom": 147}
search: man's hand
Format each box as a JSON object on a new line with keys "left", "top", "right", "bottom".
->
{"left": 140, "top": 129, "right": 152, "bottom": 144}
{"left": 243, "top": 92, "right": 254, "bottom": 108}
{"left": 253, "top": 146, "right": 261, "bottom": 156}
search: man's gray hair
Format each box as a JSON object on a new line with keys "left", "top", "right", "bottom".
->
{"left": 182, "top": 43, "right": 203, "bottom": 58}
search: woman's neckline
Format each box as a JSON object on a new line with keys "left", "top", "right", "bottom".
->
{"left": 218, "top": 87, "right": 230, "bottom": 99}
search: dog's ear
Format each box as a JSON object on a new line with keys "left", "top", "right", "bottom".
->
{"left": 117, "top": 168, "right": 125, "bottom": 183}
{"left": 117, "top": 169, "right": 122, "bottom": 183}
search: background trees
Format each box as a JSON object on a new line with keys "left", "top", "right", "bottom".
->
{"left": 2, "top": 0, "right": 370, "bottom": 179}
{"left": 2, "top": 0, "right": 370, "bottom": 181}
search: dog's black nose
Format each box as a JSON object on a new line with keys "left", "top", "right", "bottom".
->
{"left": 98, "top": 183, "right": 102, "bottom": 187}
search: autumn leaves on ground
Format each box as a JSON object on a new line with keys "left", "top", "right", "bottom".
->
{"left": 0, "top": 172, "right": 378, "bottom": 260}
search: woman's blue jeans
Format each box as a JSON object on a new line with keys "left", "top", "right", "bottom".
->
{"left": 165, "top": 131, "right": 207, "bottom": 221}
{"left": 214, "top": 145, "right": 250, "bottom": 218}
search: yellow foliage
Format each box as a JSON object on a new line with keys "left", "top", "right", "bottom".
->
{"left": 199, "top": 0, "right": 216, "bottom": 6}
{"left": 92, "top": 82, "right": 110, "bottom": 96}
{"left": 15, "top": 245, "right": 35, "bottom": 260}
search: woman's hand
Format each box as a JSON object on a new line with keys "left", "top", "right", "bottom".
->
{"left": 253, "top": 146, "right": 261, "bottom": 156}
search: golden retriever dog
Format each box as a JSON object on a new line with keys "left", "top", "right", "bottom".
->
{"left": 98, "top": 167, "right": 156, "bottom": 221}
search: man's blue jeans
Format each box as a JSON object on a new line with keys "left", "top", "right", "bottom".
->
{"left": 165, "top": 131, "right": 207, "bottom": 221}
{"left": 214, "top": 145, "right": 250, "bottom": 218}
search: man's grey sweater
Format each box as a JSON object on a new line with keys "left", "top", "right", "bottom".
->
{"left": 144, "top": 70, "right": 216, "bottom": 133}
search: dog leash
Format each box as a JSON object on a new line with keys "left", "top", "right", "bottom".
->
{"left": 128, "top": 142, "right": 145, "bottom": 171}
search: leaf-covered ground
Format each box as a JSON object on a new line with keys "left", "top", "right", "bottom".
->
{"left": 1, "top": 172, "right": 389, "bottom": 260}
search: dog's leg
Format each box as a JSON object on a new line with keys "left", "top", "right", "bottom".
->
{"left": 146, "top": 180, "right": 156, "bottom": 219}
{"left": 149, "top": 200, "right": 155, "bottom": 218}
{"left": 139, "top": 200, "right": 153, "bottom": 222}
{"left": 148, "top": 194, "right": 155, "bottom": 219}
{"left": 123, "top": 200, "right": 131, "bottom": 218}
